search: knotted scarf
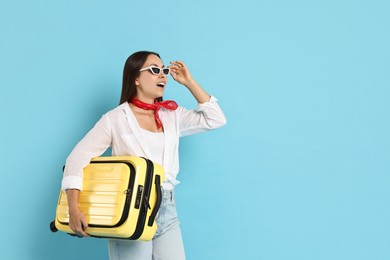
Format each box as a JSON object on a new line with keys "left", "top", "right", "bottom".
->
{"left": 131, "top": 98, "right": 178, "bottom": 129}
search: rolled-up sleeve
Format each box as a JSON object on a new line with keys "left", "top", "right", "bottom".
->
{"left": 61, "top": 114, "right": 112, "bottom": 190}
{"left": 179, "top": 96, "right": 227, "bottom": 137}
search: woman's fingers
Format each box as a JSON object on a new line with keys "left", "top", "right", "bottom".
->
{"left": 69, "top": 211, "right": 90, "bottom": 237}
{"left": 169, "top": 61, "right": 188, "bottom": 75}
{"left": 171, "top": 60, "right": 185, "bottom": 66}
{"left": 169, "top": 61, "right": 185, "bottom": 70}
{"left": 81, "top": 218, "right": 90, "bottom": 236}
{"left": 73, "top": 223, "right": 89, "bottom": 237}
{"left": 168, "top": 60, "right": 193, "bottom": 86}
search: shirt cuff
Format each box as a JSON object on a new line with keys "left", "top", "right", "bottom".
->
{"left": 196, "top": 95, "right": 218, "bottom": 111}
{"left": 61, "top": 175, "right": 83, "bottom": 191}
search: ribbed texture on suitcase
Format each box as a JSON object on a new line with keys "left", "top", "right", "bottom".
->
{"left": 57, "top": 163, "right": 131, "bottom": 226}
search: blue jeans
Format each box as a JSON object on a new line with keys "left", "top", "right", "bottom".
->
{"left": 108, "top": 189, "right": 186, "bottom": 260}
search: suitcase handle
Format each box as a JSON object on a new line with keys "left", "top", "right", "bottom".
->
{"left": 148, "top": 175, "right": 162, "bottom": 227}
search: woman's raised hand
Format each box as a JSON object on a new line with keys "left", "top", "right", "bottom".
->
{"left": 168, "top": 61, "right": 194, "bottom": 87}
{"left": 168, "top": 60, "right": 210, "bottom": 104}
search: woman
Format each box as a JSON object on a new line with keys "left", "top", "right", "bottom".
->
{"left": 62, "top": 51, "right": 226, "bottom": 259}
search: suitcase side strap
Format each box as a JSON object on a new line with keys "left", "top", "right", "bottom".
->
{"left": 148, "top": 175, "right": 162, "bottom": 227}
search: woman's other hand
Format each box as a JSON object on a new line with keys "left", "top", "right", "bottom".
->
{"left": 66, "top": 189, "right": 90, "bottom": 237}
{"left": 68, "top": 208, "right": 90, "bottom": 237}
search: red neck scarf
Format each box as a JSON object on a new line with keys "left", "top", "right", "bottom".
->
{"left": 131, "top": 98, "right": 178, "bottom": 129}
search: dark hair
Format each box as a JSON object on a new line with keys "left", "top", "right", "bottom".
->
{"left": 119, "top": 51, "right": 161, "bottom": 104}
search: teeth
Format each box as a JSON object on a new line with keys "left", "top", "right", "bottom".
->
{"left": 157, "top": 83, "right": 165, "bottom": 87}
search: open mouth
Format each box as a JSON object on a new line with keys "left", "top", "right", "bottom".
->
{"left": 156, "top": 82, "right": 165, "bottom": 88}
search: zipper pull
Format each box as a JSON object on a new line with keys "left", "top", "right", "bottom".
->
{"left": 124, "top": 188, "right": 132, "bottom": 204}
{"left": 143, "top": 197, "right": 151, "bottom": 210}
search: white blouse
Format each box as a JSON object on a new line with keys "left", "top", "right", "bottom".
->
{"left": 139, "top": 129, "right": 165, "bottom": 164}
{"left": 62, "top": 96, "right": 227, "bottom": 191}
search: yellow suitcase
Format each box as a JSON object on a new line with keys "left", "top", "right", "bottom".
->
{"left": 50, "top": 156, "right": 165, "bottom": 241}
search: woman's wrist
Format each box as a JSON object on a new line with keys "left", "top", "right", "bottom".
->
{"left": 184, "top": 79, "right": 210, "bottom": 103}
{"left": 66, "top": 189, "right": 81, "bottom": 213}
{"left": 183, "top": 78, "right": 197, "bottom": 89}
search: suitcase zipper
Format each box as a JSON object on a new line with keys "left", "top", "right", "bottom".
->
{"left": 129, "top": 158, "right": 154, "bottom": 240}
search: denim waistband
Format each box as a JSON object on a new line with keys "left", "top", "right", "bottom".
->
{"left": 161, "top": 188, "right": 174, "bottom": 202}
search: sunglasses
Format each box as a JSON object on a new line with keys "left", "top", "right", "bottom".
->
{"left": 139, "top": 66, "right": 170, "bottom": 76}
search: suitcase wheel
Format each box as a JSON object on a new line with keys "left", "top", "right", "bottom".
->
{"left": 50, "top": 220, "right": 58, "bottom": 232}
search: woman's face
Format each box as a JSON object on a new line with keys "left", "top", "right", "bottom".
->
{"left": 135, "top": 54, "right": 168, "bottom": 102}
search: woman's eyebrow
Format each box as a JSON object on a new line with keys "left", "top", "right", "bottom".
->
{"left": 150, "top": 63, "right": 165, "bottom": 68}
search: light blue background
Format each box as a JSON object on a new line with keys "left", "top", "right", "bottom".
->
{"left": 1, "top": 0, "right": 389, "bottom": 259}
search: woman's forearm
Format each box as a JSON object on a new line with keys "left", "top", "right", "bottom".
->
{"left": 66, "top": 189, "right": 81, "bottom": 213}
{"left": 66, "top": 189, "right": 90, "bottom": 236}
{"left": 184, "top": 78, "right": 211, "bottom": 104}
